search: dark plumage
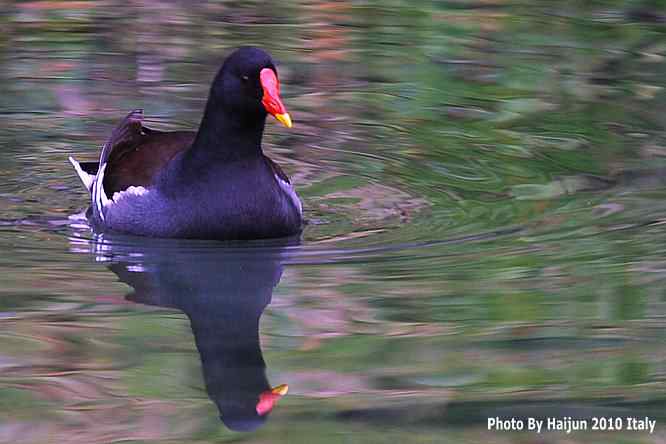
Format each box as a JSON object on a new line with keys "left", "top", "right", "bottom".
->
{"left": 70, "top": 47, "right": 302, "bottom": 240}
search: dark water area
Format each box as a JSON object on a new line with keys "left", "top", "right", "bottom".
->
{"left": 1, "top": 1, "right": 666, "bottom": 442}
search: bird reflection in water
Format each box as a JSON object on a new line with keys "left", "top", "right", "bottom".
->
{"left": 83, "top": 234, "right": 298, "bottom": 432}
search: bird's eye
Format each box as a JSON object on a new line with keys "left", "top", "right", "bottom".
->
{"left": 241, "top": 75, "right": 249, "bottom": 82}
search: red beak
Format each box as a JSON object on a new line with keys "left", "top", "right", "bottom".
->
{"left": 260, "top": 68, "right": 292, "bottom": 128}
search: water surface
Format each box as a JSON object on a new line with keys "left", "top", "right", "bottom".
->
{"left": 1, "top": 1, "right": 666, "bottom": 442}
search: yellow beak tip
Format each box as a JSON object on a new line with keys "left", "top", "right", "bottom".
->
{"left": 275, "top": 113, "right": 293, "bottom": 129}
{"left": 272, "top": 384, "right": 289, "bottom": 396}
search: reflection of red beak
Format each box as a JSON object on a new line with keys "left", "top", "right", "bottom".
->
{"left": 256, "top": 384, "right": 288, "bottom": 416}
{"left": 260, "top": 68, "right": 292, "bottom": 128}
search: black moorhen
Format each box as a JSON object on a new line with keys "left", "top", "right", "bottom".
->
{"left": 69, "top": 47, "right": 302, "bottom": 240}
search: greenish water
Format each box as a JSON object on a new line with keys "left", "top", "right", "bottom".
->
{"left": 1, "top": 1, "right": 666, "bottom": 442}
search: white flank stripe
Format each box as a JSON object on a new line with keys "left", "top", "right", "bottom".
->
{"left": 276, "top": 175, "right": 302, "bottom": 216}
{"left": 111, "top": 186, "right": 149, "bottom": 204}
{"left": 94, "top": 163, "right": 109, "bottom": 221}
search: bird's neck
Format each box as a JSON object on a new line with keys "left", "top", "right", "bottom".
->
{"left": 185, "top": 102, "right": 266, "bottom": 166}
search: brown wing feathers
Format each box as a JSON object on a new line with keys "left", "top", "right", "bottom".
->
{"left": 101, "top": 110, "right": 195, "bottom": 195}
